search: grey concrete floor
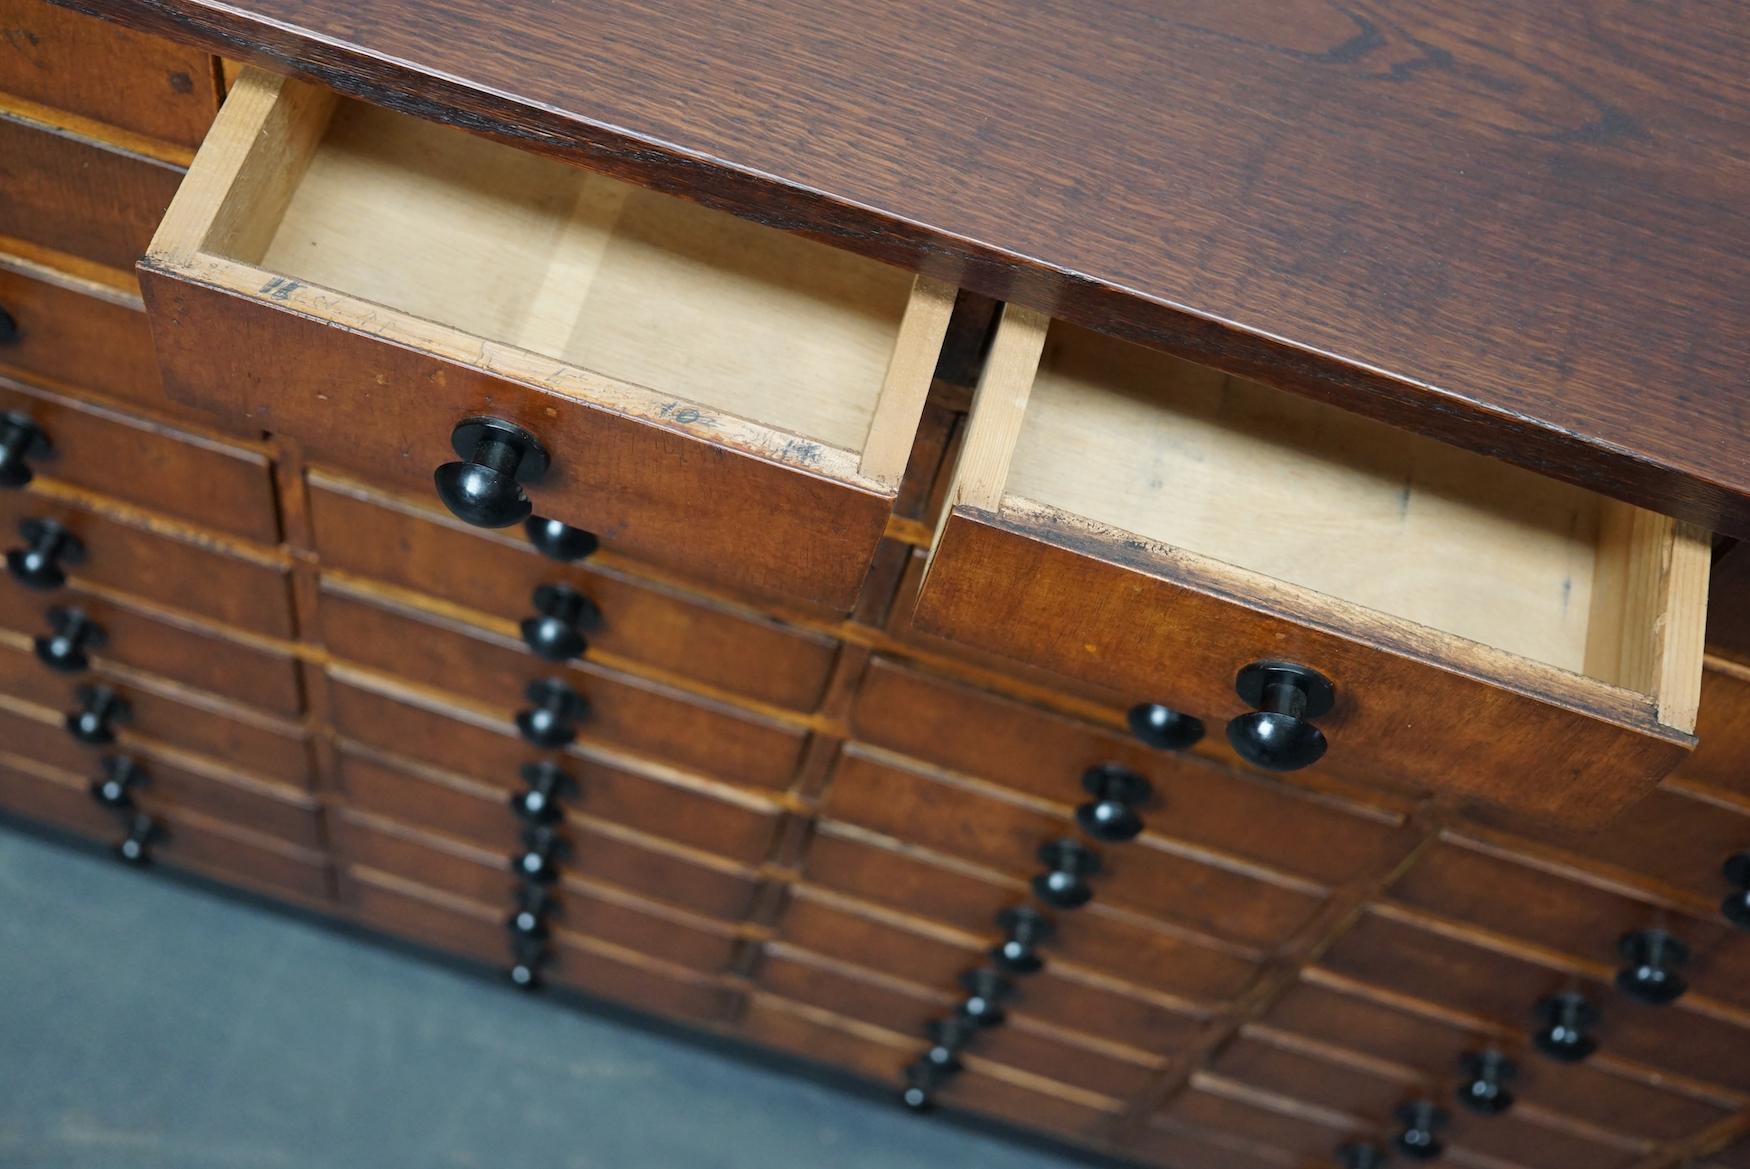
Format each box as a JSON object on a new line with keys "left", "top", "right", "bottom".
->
{"left": 0, "top": 828, "right": 1096, "bottom": 1169}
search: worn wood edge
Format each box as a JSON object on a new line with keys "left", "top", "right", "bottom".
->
{"left": 0, "top": 232, "right": 140, "bottom": 295}
{"left": 0, "top": 87, "right": 197, "bottom": 166}
{"left": 0, "top": 248, "right": 145, "bottom": 310}
{"left": 0, "top": 369, "right": 276, "bottom": 458}
{"left": 859, "top": 275, "right": 957, "bottom": 486}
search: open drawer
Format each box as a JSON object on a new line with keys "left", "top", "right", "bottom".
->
{"left": 914, "top": 306, "right": 1711, "bottom": 826}
{"left": 138, "top": 70, "right": 953, "bottom": 611}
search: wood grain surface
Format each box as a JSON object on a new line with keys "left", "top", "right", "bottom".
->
{"left": 63, "top": 0, "right": 1750, "bottom": 531}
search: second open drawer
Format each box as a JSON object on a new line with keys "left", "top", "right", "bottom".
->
{"left": 914, "top": 306, "right": 1710, "bottom": 826}
{"left": 138, "top": 70, "right": 952, "bottom": 612}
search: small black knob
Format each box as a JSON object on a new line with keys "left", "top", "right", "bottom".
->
{"left": 920, "top": 1014, "right": 981, "bottom": 1073}
{"left": 1335, "top": 1141, "right": 1389, "bottom": 1169}
{"left": 0, "top": 304, "right": 18, "bottom": 345}
{"left": 114, "top": 812, "right": 159, "bottom": 865}
{"left": 88, "top": 755, "right": 147, "bottom": 809}
{"left": 524, "top": 516, "right": 599, "bottom": 563}
{"left": 66, "top": 684, "right": 129, "bottom": 746}
{"left": 433, "top": 416, "right": 550, "bottom": 529}
{"left": 510, "top": 760, "right": 579, "bottom": 824}
{"left": 6, "top": 518, "right": 84, "bottom": 590}
{"left": 1127, "top": 703, "right": 1205, "bottom": 750}
{"left": 1616, "top": 928, "right": 1689, "bottom": 1005}
{"left": 1456, "top": 1049, "right": 1517, "bottom": 1115}
{"left": 1533, "top": 991, "right": 1599, "bottom": 1063}
{"left": 1075, "top": 762, "right": 1152, "bottom": 843}
{"left": 0, "top": 412, "right": 51, "bottom": 490}
{"left": 958, "top": 968, "right": 1013, "bottom": 1027}
{"left": 34, "top": 606, "right": 105, "bottom": 674}
{"left": 515, "top": 678, "right": 588, "bottom": 750}
{"left": 990, "top": 905, "right": 1055, "bottom": 975}
{"left": 506, "top": 883, "right": 557, "bottom": 940}
{"left": 1724, "top": 853, "right": 1750, "bottom": 931}
{"left": 1225, "top": 660, "right": 1335, "bottom": 772}
{"left": 1394, "top": 1100, "right": 1448, "bottom": 1161}
{"left": 510, "top": 823, "right": 568, "bottom": 885}
{"left": 507, "top": 932, "right": 549, "bottom": 990}
{"left": 1031, "top": 838, "right": 1101, "bottom": 909}
{"left": 519, "top": 583, "right": 599, "bottom": 663}
{"left": 900, "top": 1057, "right": 958, "bottom": 1112}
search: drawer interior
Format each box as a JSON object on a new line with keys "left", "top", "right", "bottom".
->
{"left": 947, "top": 307, "right": 1709, "bottom": 730}
{"left": 150, "top": 70, "right": 952, "bottom": 487}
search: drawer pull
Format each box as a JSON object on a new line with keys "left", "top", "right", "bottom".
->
{"left": 1616, "top": 928, "right": 1689, "bottom": 1005}
{"left": 6, "top": 518, "right": 84, "bottom": 590}
{"left": 1031, "top": 838, "right": 1101, "bottom": 909}
{"left": 434, "top": 416, "right": 550, "bottom": 529}
{"left": 88, "top": 755, "right": 147, "bottom": 809}
{"left": 507, "top": 932, "right": 549, "bottom": 990}
{"left": 510, "top": 760, "right": 578, "bottom": 824}
{"left": 957, "top": 968, "right": 1013, "bottom": 1027}
{"left": 1336, "top": 1142, "right": 1388, "bottom": 1169}
{"left": 65, "top": 683, "right": 129, "bottom": 746}
{"left": 923, "top": 1015, "right": 979, "bottom": 1072}
{"left": 514, "top": 678, "right": 588, "bottom": 750}
{"left": 990, "top": 905, "right": 1054, "bottom": 975}
{"left": 1532, "top": 991, "right": 1599, "bottom": 1062}
{"left": 1725, "top": 853, "right": 1750, "bottom": 930}
{"left": 0, "top": 412, "right": 51, "bottom": 490}
{"left": 1394, "top": 1099, "right": 1449, "bottom": 1160}
{"left": 34, "top": 606, "right": 105, "bottom": 674}
{"left": 510, "top": 823, "right": 568, "bottom": 885}
{"left": 0, "top": 304, "right": 17, "bottom": 345}
{"left": 1075, "top": 763, "right": 1151, "bottom": 843}
{"left": 525, "top": 516, "right": 599, "bottom": 563}
{"left": 520, "top": 583, "right": 599, "bottom": 663}
{"left": 1127, "top": 702, "right": 1205, "bottom": 751}
{"left": 900, "top": 1055, "right": 958, "bottom": 1112}
{"left": 115, "top": 812, "right": 160, "bottom": 865}
{"left": 1456, "top": 1049, "right": 1517, "bottom": 1115}
{"left": 506, "top": 883, "right": 556, "bottom": 940}
{"left": 1226, "top": 660, "right": 1335, "bottom": 772}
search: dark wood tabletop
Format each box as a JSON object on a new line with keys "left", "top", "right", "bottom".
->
{"left": 65, "top": 0, "right": 1750, "bottom": 532}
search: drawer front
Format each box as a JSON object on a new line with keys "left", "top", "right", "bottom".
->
{"left": 0, "top": 635, "right": 310, "bottom": 785}
{"left": 307, "top": 473, "right": 838, "bottom": 710}
{"left": 318, "top": 586, "right": 805, "bottom": 790}
{"left": 822, "top": 747, "right": 1324, "bottom": 957}
{"left": 0, "top": 486, "right": 294, "bottom": 637}
{"left": 334, "top": 746, "right": 764, "bottom": 920}
{"left": 1677, "top": 665, "right": 1750, "bottom": 803}
{"left": 0, "top": 380, "right": 278, "bottom": 542}
{"left": 0, "top": 579, "right": 301, "bottom": 715}
{"left": 0, "top": 262, "right": 171, "bottom": 414}
{"left": 349, "top": 869, "right": 734, "bottom": 1024}
{"left": 0, "top": 112, "right": 183, "bottom": 272}
{"left": 852, "top": 658, "right": 1414, "bottom": 889}
{"left": 0, "top": 1, "right": 219, "bottom": 148}
{"left": 1260, "top": 980, "right": 1732, "bottom": 1144}
{"left": 0, "top": 752, "right": 330, "bottom": 901}
{"left": 0, "top": 697, "right": 319, "bottom": 847}
{"left": 1319, "top": 909, "right": 1750, "bottom": 1096}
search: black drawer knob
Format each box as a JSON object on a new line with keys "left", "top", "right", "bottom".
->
{"left": 525, "top": 515, "right": 599, "bottom": 563}
{"left": 515, "top": 678, "right": 588, "bottom": 750}
{"left": 0, "top": 412, "right": 50, "bottom": 490}
{"left": 957, "top": 968, "right": 1013, "bottom": 1027}
{"left": 507, "top": 932, "right": 548, "bottom": 990}
{"left": 1724, "top": 852, "right": 1750, "bottom": 930}
{"left": 1225, "top": 660, "right": 1334, "bottom": 772}
{"left": 66, "top": 684, "right": 129, "bottom": 746}
{"left": 520, "top": 583, "right": 600, "bottom": 663}
{"left": 434, "top": 416, "right": 549, "bottom": 529}
{"left": 990, "top": 905, "right": 1054, "bottom": 975}
{"left": 510, "top": 760, "right": 578, "bottom": 824}
{"left": 1127, "top": 702, "right": 1205, "bottom": 750}
{"left": 921, "top": 1014, "right": 980, "bottom": 1073}
{"left": 1031, "top": 838, "right": 1101, "bottom": 909}
{"left": 510, "top": 823, "right": 568, "bottom": 885}
{"left": 1616, "top": 928, "right": 1688, "bottom": 1005}
{"left": 900, "top": 1056, "right": 958, "bottom": 1112}
{"left": 1456, "top": 1049, "right": 1517, "bottom": 1115}
{"left": 6, "top": 518, "right": 84, "bottom": 590}
{"left": 88, "top": 755, "right": 147, "bottom": 809}
{"left": 506, "top": 883, "right": 557, "bottom": 940}
{"left": 115, "top": 812, "right": 160, "bottom": 865}
{"left": 1394, "top": 1100, "right": 1449, "bottom": 1161}
{"left": 34, "top": 606, "right": 105, "bottom": 674}
{"left": 0, "top": 304, "right": 18, "bottom": 345}
{"left": 1533, "top": 991, "right": 1599, "bottom": 1062}
{"left": 1336, "top": 1141, "right": 1387, "bottom": 1169}
{"left": 1075, "top": 763, "right": 1152, "bottom": 842}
